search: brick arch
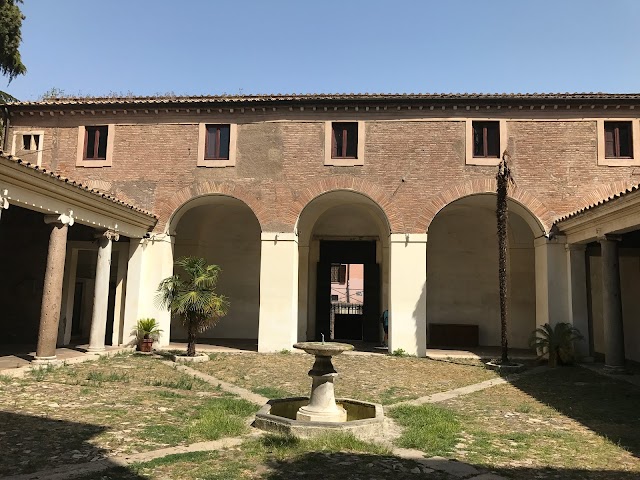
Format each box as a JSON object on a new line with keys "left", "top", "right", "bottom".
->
{"left": 567, "top": 180, "right": 640, "bottom": 220}
{"left": 418, "top": 179, "right": 553, "bottom": 234}
{"left": 284, "top": 176, "right": 405, "bottom": 233}
{"left": 162, "top": 181, "right": 269, "bottom": 232}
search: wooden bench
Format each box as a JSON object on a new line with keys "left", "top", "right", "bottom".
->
{"left": 428, "top": 323, "right": 479, "bottom": 348}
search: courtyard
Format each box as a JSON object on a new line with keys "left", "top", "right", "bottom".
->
{"left": 0, "top": 351, "right": 638, "bottom": 480}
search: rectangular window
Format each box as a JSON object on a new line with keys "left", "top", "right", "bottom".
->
{"left": 330, "top": 263, "right": 347, "bottom": 284}
{"left": 205, "top": 124, "right": 231, "bottom": 160}
{"left": 84, "top": 126, "right": 108, "bottom": 160}
{"left": 22, "top": 134, "right": 40, "bottom": 151}
{"left": 472, "top": 121, "right": 500, "bottom": 158}
{"left": 331, "top": 122, "right": 358, "bottom": 158}
{"left": 604, "top": 121, "right": 633, "bottom": 158}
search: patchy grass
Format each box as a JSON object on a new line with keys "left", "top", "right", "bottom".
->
{"left": 252, "top": 385, "right": 290, "bottom": 399}
{"left": 388, "top": 404, "right": 461, "bottom": 456}
{"left": 86, "top": 370, "right": 130, "bottom": 383}
{"left": 147, "top": 374, "right": 207, "bottom": 391}
{"left": 191, "top": 352, "right": 499, "bottom": 405}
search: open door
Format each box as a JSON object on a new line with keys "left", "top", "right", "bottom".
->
{"left": 315, "top": 262, "right": 331, "bottom": 340}
{"left": 362, "top": 263, "right": 380, "bottom": 342}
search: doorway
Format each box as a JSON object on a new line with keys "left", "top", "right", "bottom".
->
{"left": 315, "top": 241, "right": 380, "bottom": 342}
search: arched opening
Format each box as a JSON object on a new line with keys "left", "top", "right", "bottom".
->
{"left": 426, "top": 194, "right": 539, "bottom": 350}
{"left": 170, "top": 195, "right": 261, "bottom": 343}
{"left": 297, "top": 191, "right": 390, "bottom": 346}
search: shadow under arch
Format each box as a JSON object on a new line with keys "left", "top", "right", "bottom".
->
{"left": 426, "top": 193, "right": 539, "bottom": 350}
{"left": 295, "top": 189, "right": 392, "bottom": 345}
{"left": 168, "top": 193, "right": 262, "bottom": 344}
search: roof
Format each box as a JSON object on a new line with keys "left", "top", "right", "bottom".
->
{"left": 0, "top": 152, "right": 157, "bottom": 219}
{"left": 555, "top": 183, "right": 640, "bottom": 224}
{"left": 9, "top": 92, "right": 640, "bottom": 108}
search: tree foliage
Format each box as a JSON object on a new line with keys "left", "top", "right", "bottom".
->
{"left": 156, "top": 257, "right": 230, "bottom": 356}
{"left": 529, "top": 322, "right": 583, "bottom": 367}
{"left": 0, "top": 0, "right": 27, "bottom": 82}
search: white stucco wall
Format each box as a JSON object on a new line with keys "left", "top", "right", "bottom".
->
{"left": 172, "top": 198, "right": 261, "bottom": 340}
{"left": 426, "top": 196, "right": 536, "bottom": 349}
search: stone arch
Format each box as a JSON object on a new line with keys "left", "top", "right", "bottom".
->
{"left": 284, "top": 176, "right": 404, "bottom": 233}
{"left": 163, "top": 181, "right": 268, "bottom": 233}
{"left": 418, "top": 179, "right": 553, "bottom": 235}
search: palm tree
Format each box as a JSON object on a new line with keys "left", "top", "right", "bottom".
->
{"left": 156, "top": 256, "right": 229, "bottom": 357}
{"left": 496, "top": 151, "right": 515, "bottom": 364}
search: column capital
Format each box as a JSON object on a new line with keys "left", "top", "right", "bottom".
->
{"left": 96, "top": 228, "right": 120, "bottom": 242}
{"left": 598, "top": 234, "right": 622, "bottom": 244}
{"left": 44, "top": 210, "right": 74, "bottom": 226}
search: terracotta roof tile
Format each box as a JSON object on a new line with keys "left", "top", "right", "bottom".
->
{"left": 0, "top": 151, "right": 157, "bottom": 219}
{"left": 555, "top": 183, "right": 640, "bottom": 224}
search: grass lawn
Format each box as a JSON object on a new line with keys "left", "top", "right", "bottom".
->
{"left": 191, "top": 351, "right": 498, "bottom": 404}
{"left": 0, "top": 353, "right": 258, "bottom": 476}
{"left": 388, "top": 366, "right": 640, "bottom": 479}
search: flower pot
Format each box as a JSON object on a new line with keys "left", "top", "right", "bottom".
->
{"left": 139, "top": 338, "right": 154, "bottom": 353}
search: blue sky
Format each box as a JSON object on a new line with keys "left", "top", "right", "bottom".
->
{"left": 6, "top": 0, "right": 640, "bottom": 100}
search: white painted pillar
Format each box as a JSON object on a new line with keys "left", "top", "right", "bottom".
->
{"left": 138, "top": 236, "right": 174, "bottom": 347}
{"left": 0, "top": 188, "right": 9, "bottom": 220}
{"left": 122, "top": 239, "right": 144, "bottom": 347}
{"left": 87, "top": 230, "right": 117, "bottom": 352}
{"left": 389, "top": 233, "right": 427, "bottom": 357}
{"left": 61, "top": 248, "right": 79, "bottom": 345}
{"left": 534, "top": 236, "right": 569, "bottom": 329}
{"left": 566, "top": 244, "right": 590, "bottom": 356}
{"left": 258, "top": 232, "right": 299, "bottom": 352}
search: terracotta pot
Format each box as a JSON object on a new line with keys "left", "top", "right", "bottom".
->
{"left": 139, "top": 338, "right": 154, "bottom": 353}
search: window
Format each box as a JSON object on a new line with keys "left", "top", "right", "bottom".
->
{"left": 604, "top": 121, "right": 633, "bottom": 158}
{"left": 84, "top": 126, "right": 108, "bottom": 160}
{"left": 472, "top": 121, "right": 500, "bottom": 158}
{"left": 197, "top": 123, "right": 237, "bottom": 167}
{"left": 330, "top": 263, "right": 346, "bottom": 284}
{"left": 332, "top": 122, "right": 358, "bottom": 158}
{"left": 205, "top": 124, "right": 231, "bottom": 160}
{"left": 596, "top": 119, "right": 639, "bottom": 167}
{"left": 76, "top": 125, "right": 114, "bottom": 167}
{"left": 11, "top": 130, "right": 44, "bottom": 166}
{"left": 330, "top": 294, "right": 339, "bottom": 302}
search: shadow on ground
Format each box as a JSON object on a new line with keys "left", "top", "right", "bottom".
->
{"left": 0, "top": 411, "right": 145, "bottom": 479}
{"left": 510, "top": 366, "right": 640, "bottom": 458}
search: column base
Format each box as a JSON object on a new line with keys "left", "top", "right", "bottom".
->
{"left": 32, "top": 356, "right": 61, "bottom": 366}
{"left": 604, "top": 364, "right": 627, "bottom": 375}
{"left": 296, "top": 405, "right": 347, "bottom": 423}
{"left": 86, "top": 346, "right": 105, "bottom": 353}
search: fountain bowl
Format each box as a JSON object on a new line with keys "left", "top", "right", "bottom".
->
{"left": 293, "top": 341, "right": 354, "bottom": 356}
{"left": 253, "top": 397, "right": 385, "bottom": 439}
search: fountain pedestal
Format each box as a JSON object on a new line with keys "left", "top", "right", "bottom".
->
{"left": 293, "top": 342, "right": 354, "bottom": 423}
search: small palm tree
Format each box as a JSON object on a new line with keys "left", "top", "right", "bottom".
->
{"left": 529, "top": 323, "right": 583, "bottom": 367}
{"left": 156, "top": 256, "right": 229, "bottom": 357}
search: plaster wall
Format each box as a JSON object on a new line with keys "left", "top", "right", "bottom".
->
{"left": 172, "top": 199, "right": 261, "bottom": 339}
{"left": 588, "top": 250, "right": 640, "bottom": 362}
{"left": 426, "top": 197, "right": 536, "bottom": 349}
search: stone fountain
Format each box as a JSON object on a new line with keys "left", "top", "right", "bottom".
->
{"left": 253, "top": 340, "right": 384, "bottom": 439}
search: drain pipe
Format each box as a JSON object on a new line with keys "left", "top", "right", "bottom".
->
{"left": 1, "top": 106, "right": 9, "bottom": 153}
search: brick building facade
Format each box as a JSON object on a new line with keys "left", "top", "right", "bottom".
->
{"left": 1, "top": 93, "right": 639, "bottom": 367}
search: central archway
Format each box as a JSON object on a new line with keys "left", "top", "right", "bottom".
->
{"left": 170, "top": 195, "right": 261, "bottom": 344}
{"left": 297, "top": 190, "right": 390, "bottom": 345}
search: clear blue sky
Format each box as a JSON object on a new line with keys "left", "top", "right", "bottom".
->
{"left": 6, "top": 0, "right": 640, "bottom": 100}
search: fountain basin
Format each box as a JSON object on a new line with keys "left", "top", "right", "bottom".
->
{"left": 253, "top": 397, "right": 385, "bottom": 439}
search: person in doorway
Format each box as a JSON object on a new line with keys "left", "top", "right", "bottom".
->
{"left": 380, "top": 309, "right": 389, "bottom": 347}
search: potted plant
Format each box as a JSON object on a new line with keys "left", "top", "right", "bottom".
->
{"left": 134, "top": 318, "right": 162, "bottom": 352}
{"left": 156, "top": 256, "right": 229, "bottom": 361}
{"left": 529, "top": 322, "right": 583, "bottom": 367}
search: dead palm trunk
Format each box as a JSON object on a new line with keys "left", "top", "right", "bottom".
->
{"left": 497, "top": 152, "right": 514, "bottom": 364}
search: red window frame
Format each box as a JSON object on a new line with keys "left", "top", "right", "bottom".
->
{"left": 204, "top": 124, "right": 230, "bottom": 160}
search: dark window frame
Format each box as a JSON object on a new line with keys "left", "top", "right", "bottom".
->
{"left": 604, "top": 121, "right": 633, "bottom": 159}
{"left": 472, "top": 121, "right": 500, "bottom": 158}
{"left": 330, "top": 263, "right": 347, "bottom": 284}
{"left": 331, "top": 122, "right": 358, "bottom": 159}
{"left": 204, "top": 124, "right": 231, "bottom": 160}
{"left": 83, "top": 126, "right": 108, "bottom": 160}
{"left": 22, "top": 133, "right": 40, "bottom": 151}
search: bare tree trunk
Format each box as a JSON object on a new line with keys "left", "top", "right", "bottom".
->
{"left": 186, "top": 317, "right": 197, "bottom": 357}
{"left": 497, "top": 153, "right": 513, "bottom": 364}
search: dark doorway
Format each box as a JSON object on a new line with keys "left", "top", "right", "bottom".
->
{"left": 315, "top": 241, "right": 380, "bottom": 342}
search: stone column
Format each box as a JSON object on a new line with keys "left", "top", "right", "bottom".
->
{"left": 258, "top": 232, "right": 299, "bottom": 352}
{"left": 599, "top": 235, "right": 626, "bottom": 371}
{"left": 87, "top": 230, "right": 118, "bottom": 352}
{"left": 566, "top": 244, "right": 590, "bottom": 357}
{"left": 534, "top": 236, "right": 569, "bottom": 328}
{"left": 34, "top": 212, "right": 73, "bottom": 364}
{"left": 389, "top": 233, "right": 427, "bottom": 357}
